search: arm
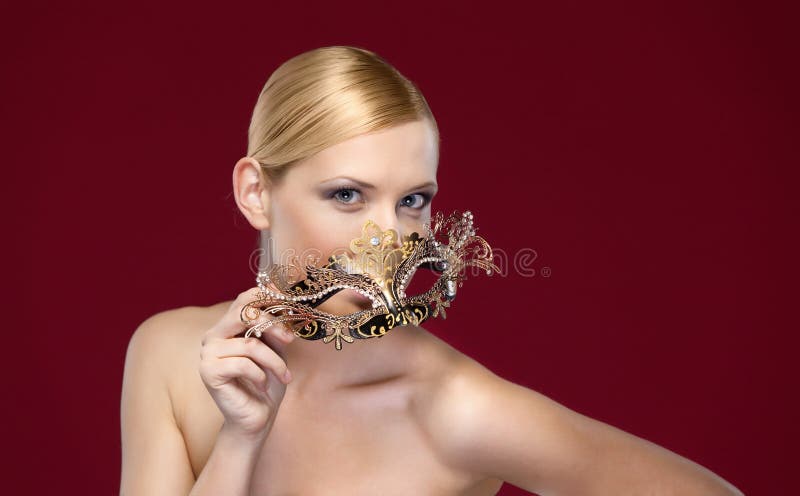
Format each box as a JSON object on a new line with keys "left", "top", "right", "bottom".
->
{"left": 417, "top": 360, "right": 745, "bottom": 496}
{"left": 120, "top": 311, "right": 268, "bottom": 496}
{"left": 189, "top": 423, "right": 268, "bottom": 496}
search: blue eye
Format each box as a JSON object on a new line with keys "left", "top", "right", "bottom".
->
{"left": 331, "top": 188, "right": 362, "bottom": 205}
{"left": 328, "top": 188, "right": 431, "bottom": 209}
{"left": 400, "top": 193, "right": 430, "bottom": 209}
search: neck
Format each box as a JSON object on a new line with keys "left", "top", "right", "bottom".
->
{"left": 282, "top": 331, "right": 398, "bottom": 390}
{"left": 280, "top": 303, "right": 421, "bottom": 395}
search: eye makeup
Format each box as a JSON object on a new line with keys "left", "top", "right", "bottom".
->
{"left": 325, "top": 186, "right": 434, "bottom": 210}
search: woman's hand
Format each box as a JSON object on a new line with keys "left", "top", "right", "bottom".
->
{"left": 199, "top": 287, "right": 296, "bottom": 440}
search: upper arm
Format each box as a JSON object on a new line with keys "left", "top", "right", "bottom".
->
{"left": 120, "top": 311, "right": 196, "bottom": 496}
{"left": 419, "top": 361, "right": 744, "bottom": 496}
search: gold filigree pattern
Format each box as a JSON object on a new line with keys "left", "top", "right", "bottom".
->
{"left": 240, "top": 210, "right": 499, "bottom": 350}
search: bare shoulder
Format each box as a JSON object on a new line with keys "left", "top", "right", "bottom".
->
{"left": 126, "top": 301, "right": 233, "bottom": 384}
{"left": 407, "top": 329, "right": 745, "bottom": 496}
{"left": 129, "top": 303, "right": 218, "bottom": 348}
{"left": 132, "top": 301, "right": 231, "bottom": 337}
{"left": 407, "top": 327, "right": 514, "bottom": 447}
{"left": 404, "top": 328, "right": 511, "bottom": 486}
{"left": 120, "top": 302, "right": 233, "bottom": 494}
{"left": 405, "top": 326, "right": 507, "bottom": 447}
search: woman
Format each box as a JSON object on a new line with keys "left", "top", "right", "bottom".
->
{"left": 120, "top": 46, "right": 744, "bottom": 495}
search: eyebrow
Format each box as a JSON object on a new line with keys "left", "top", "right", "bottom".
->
{"left": 319, "top": 175, "right": 438, "bottom": 193}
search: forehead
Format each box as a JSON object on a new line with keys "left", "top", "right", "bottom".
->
{"left": 288, "top": 119, "right": 439, "bottom": 186}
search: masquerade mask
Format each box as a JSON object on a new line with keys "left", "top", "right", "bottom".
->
{"left": 240, "top": 210, "right": 499, "bottom": 350}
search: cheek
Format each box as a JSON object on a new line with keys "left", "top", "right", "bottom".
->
{"left": 269, "top": 196, "right": 320, "bottom": 264}
{"left": 312, "top": 221, "right": 369, "bottom": 263}
{"left": 401, "top": 215, "right": 429, "bottom": 239}
{"left": 272, "top": 201, "right": 364, "bottom": 265}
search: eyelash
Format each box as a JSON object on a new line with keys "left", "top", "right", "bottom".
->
{"left": 329, "top": 188, "right": 432, "bottom": 210}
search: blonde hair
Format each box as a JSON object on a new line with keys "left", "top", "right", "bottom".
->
{"left": 247, "top": 46, "right": 440, "bottom": 269}
{"left": 247, "top": 45, "right": 440, "bottom": 184}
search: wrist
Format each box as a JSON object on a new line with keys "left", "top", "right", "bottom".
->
{"left": 219, "top": 420, "right": 271, "bottom": 447}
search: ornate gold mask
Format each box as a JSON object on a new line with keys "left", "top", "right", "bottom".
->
{"left": 240, "top": 210, "right": 499, "bottom": 350}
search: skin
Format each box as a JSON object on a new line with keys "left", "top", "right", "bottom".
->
{"left": 120, "top": 119, "right": 745, "bottom": 495}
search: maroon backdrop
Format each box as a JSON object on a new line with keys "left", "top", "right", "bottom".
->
{"left": 6, "top": 1, "right": 796, "bottom": 494}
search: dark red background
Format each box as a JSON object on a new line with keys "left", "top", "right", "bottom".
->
{"left": 5, "top": 1, "right": 796, "bottom": 494}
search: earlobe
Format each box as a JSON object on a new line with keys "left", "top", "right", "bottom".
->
{"left": 233, "top": 156, "right": 271, "bottom": 230}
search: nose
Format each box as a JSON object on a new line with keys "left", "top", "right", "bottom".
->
{"left": 367, "top": 206, "right": 404, "bottom": 243}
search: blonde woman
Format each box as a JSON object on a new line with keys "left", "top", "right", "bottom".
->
{"left": 120, "top": 46, "right": 744, "bottom": 496}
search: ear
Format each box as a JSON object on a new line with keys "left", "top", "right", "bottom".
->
{"left": 233, "top": 156, "right": 271, "bottom": 230}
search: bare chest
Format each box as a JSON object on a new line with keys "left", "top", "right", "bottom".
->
{"left": 177, "top": 379, "right": 502, "bottom": 496}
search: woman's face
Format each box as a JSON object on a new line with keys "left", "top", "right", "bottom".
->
{"left": 244, "top": 118, "right": 439, "bottom": 316}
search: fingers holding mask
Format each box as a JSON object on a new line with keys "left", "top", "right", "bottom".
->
{"left": 204, "top": 287, "right": 292, "bottom": 342}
